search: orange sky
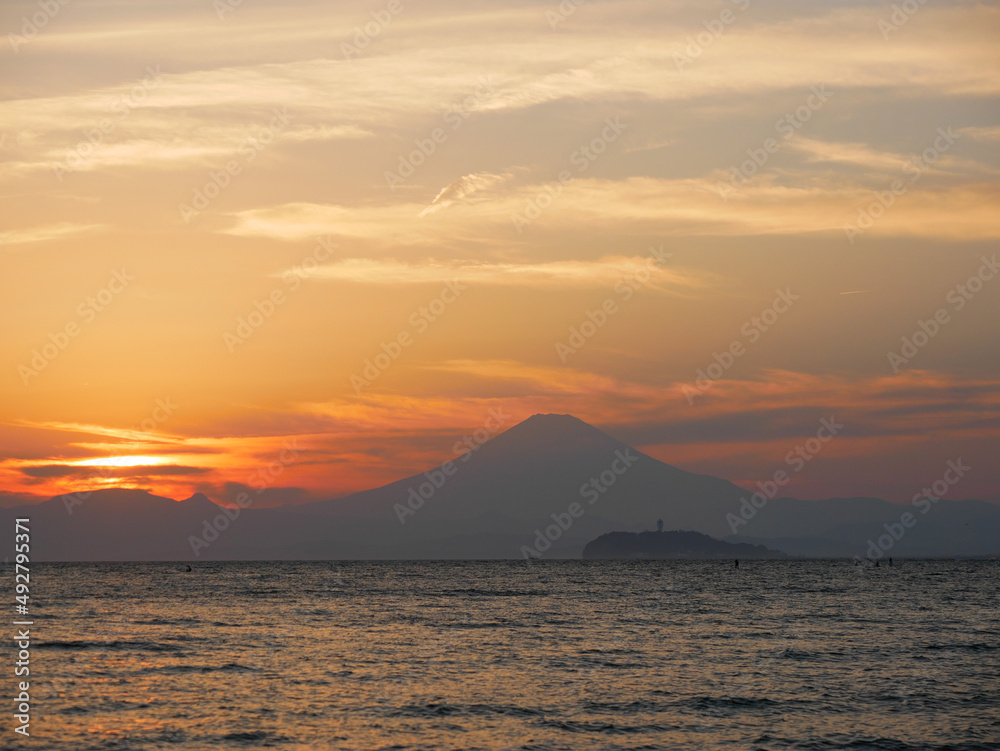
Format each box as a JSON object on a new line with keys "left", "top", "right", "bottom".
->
{"left": 2, "top": 0, "right": 998, "bottom": 506}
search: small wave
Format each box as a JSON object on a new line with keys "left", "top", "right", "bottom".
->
{"left": 134, "top": 616, "right": 202, "bottom": 625}
{"left": 435, "top": 620, "right": 507, "bottom": 629}
{"left": 679, "top": 695, "right": 782, "bottom": 712}
{"left": 538, "top": 718, "right": 678, "bottom": 734}
{"left": 390, "top": 702, "right": 546, "bottom": 719}
{"left": 220, "top": 729, "right": 290, "bottom": 743}
{"left": 782, "top": 738, "right": 999, "bottom": 751}
{"left": 769, "top": 647, "right": 835, "bottom": 661}
{"left": 438, "top": 588, "right": 548, "bottom": 597}
{"left": 38, "top": 639, "right": 182, "bottom": 653}
{"left": 137, "top": 662, "right": 258, "bottom": 676}
{"left": 58, "top": 705, "right": 90, "bottom": 716}
{"left": 578, "top": 647, "right": 641, "bottom": 656}
{"left": 577, "top": 658, "right": 647, "bottom": 669}
{"left": 582, "top": 699, "right": 666, "bottom": 713}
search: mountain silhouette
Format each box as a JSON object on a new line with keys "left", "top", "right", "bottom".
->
{"left": 295, "top": 413, "right": 750, "bottom": 537}
{"left": 4, "top": 414, "right": 998, "bottom": 560}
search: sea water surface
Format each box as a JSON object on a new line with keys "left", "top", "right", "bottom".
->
{"left": 27, "top": 560, "right": 1000, "bottom": 750}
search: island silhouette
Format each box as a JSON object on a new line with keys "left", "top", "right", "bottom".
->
{"left": 582, "top": 529, "right": 786, "bottom": 559}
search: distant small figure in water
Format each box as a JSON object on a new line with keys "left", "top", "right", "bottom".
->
{"left": 875, "top": 560, "right": 880, "bottom": 567}
{"left": 657, "top": 518, "right": 664, "bottom": 532}
{"left": 185, "top": 565, "right": 192, "bottom": 572}
{"left": 734, "top": 559, "right": 739, "bottom": 569}
{"left": 888, "top": 557, "right": 893, "bottom": 567}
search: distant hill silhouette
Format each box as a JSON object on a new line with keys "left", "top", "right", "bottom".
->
{"left": 583, "top": 529, "right": 785, "bottom": 559}
{"left": 4, "top": 414, "right": 999, "bottom": 560}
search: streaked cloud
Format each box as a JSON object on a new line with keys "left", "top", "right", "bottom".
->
{"left": 788, "top": 138, "right": 912, "bottom": 172}
{"left": 420, "top": 171, "right": 514, "bottom": 215}
{"left": 279, "top": 256, "right": 706, "bottom": 289}
{"left": 20, "top": 464, "right": 210, "bottom": 478}
{"left": 0, "top": 223, "right": 106, "bottom": 246}
{"left": 232, "top": 175, "right": 1000, "bottom": 244}
{"left": 959, "top": 126, "right": 1000, "bottom": 142}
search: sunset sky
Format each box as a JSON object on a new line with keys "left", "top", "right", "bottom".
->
{"left": 2, "top": 0, "right": 998, "bottom": 507}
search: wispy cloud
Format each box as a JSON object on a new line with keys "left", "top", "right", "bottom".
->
{"left": 420, "top": 171, "right": 513, "bottom": 215}
{"left": 231, "top": 174, "right": 1000, "bottom": 244}
{"left": 277, "top": 256, "right": 706, "bottom": 289}
{"left": 11, "top": 420, "right": 187, "bottom": 445}
{"left": 21, "top": 464, "right": 209, "bottom": 478}
{"left": 0, "top": 223, "right": 106, "bottom": 246}
{"left": 788, "top": 138, "right": 910, "bottom": 172}
{"left": 958, "top": 126, "right": 1000, "bottom": 142}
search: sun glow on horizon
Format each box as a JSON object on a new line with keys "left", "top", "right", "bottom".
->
{"left": 70, "top": 455, "right": 175, "bottom": 468}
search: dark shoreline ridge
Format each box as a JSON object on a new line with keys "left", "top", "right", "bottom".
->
{"left": 583, "top": 529, "right": 787, "bottom": 560}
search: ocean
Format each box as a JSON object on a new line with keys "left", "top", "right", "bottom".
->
{"left": 27, "top": 560, "right": 1000, "bottom": 750}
